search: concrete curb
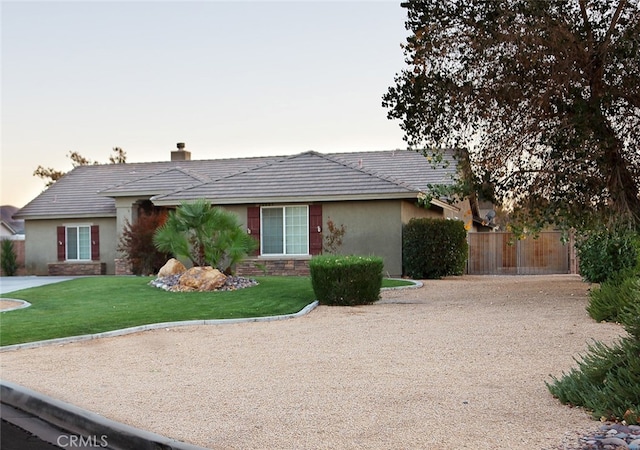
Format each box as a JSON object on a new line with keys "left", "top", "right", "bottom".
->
{"left": 0, "top": 298, "right": 31, "bottom": 312}
{"left": 381, "top": 279, "right": 423, "bottom": 290}
{"left": 0, "top": 380, "right": 209, "bottom": 450}
{"left": 0, "top": 301, "right": 319, "bottom": 353}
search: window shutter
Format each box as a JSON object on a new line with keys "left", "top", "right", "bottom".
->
{"left": 57, "top": 226, "right": 66, "bottom": 261}
{"left": 91, "top": 225, "right": 100, "bottom": 261}
{"left": 309, "top": 204, "right": 323, "bottom": 255}
{"left": 247, "top": 207, "right": 260, "bottom": 255}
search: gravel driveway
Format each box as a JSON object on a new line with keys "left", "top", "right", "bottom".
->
{"left": 0, "top": 275, "right": 625, "bottom": 449}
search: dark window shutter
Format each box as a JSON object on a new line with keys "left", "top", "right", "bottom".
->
{"left": 91, "top": 225, "right": 100, "bottom": 261}
{"left": 247, "top": 207, "right": 260, "bottom": 256}
{"left": 309, "top": 204, "right": 323, "bottom": 255}
{"left": 57, "top": 226, "right": 66, "bottom": 261}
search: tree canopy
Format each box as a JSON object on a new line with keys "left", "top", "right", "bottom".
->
{"left": 33, "top": 147, "right": 127, "bottom": 187}
{"left": 383, "top": 0, "right": 640, "bottom": 229}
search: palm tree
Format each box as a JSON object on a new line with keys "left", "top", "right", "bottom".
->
{"left": 153, "top": 199, "right": 257, "bottom": 274}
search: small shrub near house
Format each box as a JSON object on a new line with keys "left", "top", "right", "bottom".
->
{"left": 118, "top": 210, "right": 171, "bottom": 276}
{"left": 1, "top": 239, "right": 18, "bottom": 276}
{"left": 323, "top": 217, "right": 346, "bottom": 254}
{"left": 309, "top": 255, "right": 383, "bottom": 306}
{"left": 402, "top": 218, "right": 468, "bottom": 279}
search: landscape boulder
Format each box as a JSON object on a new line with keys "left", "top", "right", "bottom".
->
{"left": 158, "top": 258, "right": 187, "bottom": 278}
{"left": 177, "top": 266, "right": 227, "bottom": 292}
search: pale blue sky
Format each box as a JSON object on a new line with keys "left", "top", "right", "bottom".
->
{"left": 1, "top": 1, "right": 409, "bottom": 207}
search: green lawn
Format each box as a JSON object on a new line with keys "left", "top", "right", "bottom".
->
{"left": 0, "top": 276, "right": 414, "bottom": 346}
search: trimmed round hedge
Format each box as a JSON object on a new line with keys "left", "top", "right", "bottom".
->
{"left": 309, "top": 255, "right": 383, "bottom": 306}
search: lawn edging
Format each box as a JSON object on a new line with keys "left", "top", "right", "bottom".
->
{"left": 0, "top": 300, "right": 319, "bottom": 352}
{"left": 381, "top": 279, "right": 423, "bottom": 290}
{"left": 0, "top": 298, "right": 31, "bottom": 312}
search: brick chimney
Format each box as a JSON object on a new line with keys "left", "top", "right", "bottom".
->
{"left": 171, "top": 142, "right": 191, "bottom": 161}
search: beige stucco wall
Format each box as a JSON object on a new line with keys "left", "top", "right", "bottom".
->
{"left": 445, "top": 198, "right": 473, "bottom": 230}
{"left": 221, "top": 205, "right": 246, "bottom": 225}
{"left": 221, "top": 201, "right": 406, "bottom": 276}
{"left": 400, "top": 200, "right": 442, "bottom": 223}
{"left": 24, "top": 218, "right": 117, "bottom": 275}
{"left": 163, "top": 200, "right": 452, "bottom": 277}
{"left": 114, "top": 198, "right": 137, "bottom": 246}
{"left": 322, "top": 200, "right": 404, "bottom": 276}
{"left": 402, "top": 198, "right": 473, "bottom": 231}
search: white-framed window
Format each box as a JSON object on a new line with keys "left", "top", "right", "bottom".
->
{"left": 261, "top": 206, "right": 309, "bottom": 255}
{"left": 66, "top": 225, "right": 91, "bottom": 260}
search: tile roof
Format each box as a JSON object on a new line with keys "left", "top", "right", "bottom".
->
{"left": 0, "top": 205, "right": 25, "bottom": 234}
{"left": 16, "top": 150, "right": 459, "bottom": 219}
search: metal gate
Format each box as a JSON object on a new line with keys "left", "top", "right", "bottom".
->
{"left": 467, "top": 232, "right": 572, "bottom": 275}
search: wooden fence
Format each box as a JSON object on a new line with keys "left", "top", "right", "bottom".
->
{"left": 467, "top": 231, "right": 577, "bottom": 275}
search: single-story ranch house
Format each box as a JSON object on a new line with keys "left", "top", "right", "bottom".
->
{"left": 15, "top": 145, "right": 477, "bottom": 277}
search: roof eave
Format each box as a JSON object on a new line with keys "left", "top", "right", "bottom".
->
{"left": 16, "top": 212, "right": 117, "bottom": 221}
{"left": 430, "top": 199, "right": 460, "bottom": 213}
{"left": 1, "top": 220, "right": 17, "bottom": 234}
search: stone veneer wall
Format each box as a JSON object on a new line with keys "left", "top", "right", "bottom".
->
{"left": 48, "top": 262, "right": 106, "bottom": 276}
{"left": 114, "top": 258, "right": 134, "bottom": 276}
{"left": 235, "top": 258, "right": 310, "bottom": 277}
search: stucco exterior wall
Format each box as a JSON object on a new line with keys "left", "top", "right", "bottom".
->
{"left": 322, "top": 200, "right": 403, "bottom": 276}
{"left": 445, "top": 198, "right": 473, "bottom": 230}
{"left": 400, "top": 200, "right": 442, "bottom": 223}
{"left": 225, "top": 201, "right": 406, "bottom": 276}
{"left": 160, "top": 201, "right": 447, "bottom": 277}
{"left": 24, "top": 218, "right": 117, "bottom": 275}
{"left": 22, "top": 198, "right": 457, "bottom": 277}
{"left": 401, "top": 198, "right": 474, "bottom": 230}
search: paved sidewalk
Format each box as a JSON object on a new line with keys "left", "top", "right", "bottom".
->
{"left": 0, "top": 277, "right": 79, "bottom": 295}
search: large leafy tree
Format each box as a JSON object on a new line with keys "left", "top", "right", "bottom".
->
{"left": 153, "top": 199, "right": 257, "bottom": 274}
{"left": 383, "top": 0, "right": 640, "bottom": 228}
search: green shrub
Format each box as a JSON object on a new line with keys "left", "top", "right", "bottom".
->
{"left": 1, "top": 239, "right": 18, "bottom": 276}
{"left": 402, "top": 218, "right": 468, "bottom": 279}
{"left": 154, "top": 199, "right": 257, "bottom": 274}
{"left": 547, "top": 300, "right": 640, "bottom": 424}
{"left": 587, "top": 273, "right": 640, "bottom": 322}
{"left": 577, "top": 228, "right": 640, "bottom": 283}
{"left": 309, "top": 255, "right": 383, "bottom": 306}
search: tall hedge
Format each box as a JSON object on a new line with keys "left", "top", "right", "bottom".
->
{"left": 403, "top": 218, "right": 468, "bottom": 279}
